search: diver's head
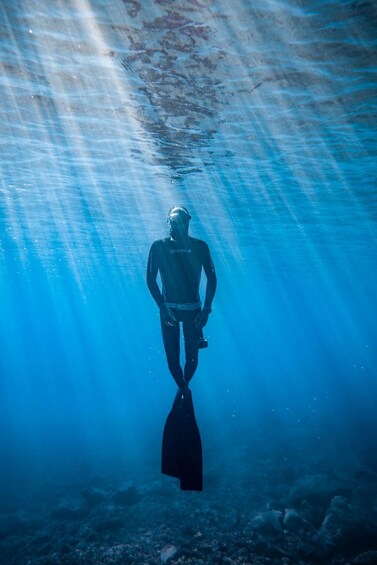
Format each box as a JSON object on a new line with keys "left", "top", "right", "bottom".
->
{"left": 167, "top": 206, "right": 191, "bottom": 240}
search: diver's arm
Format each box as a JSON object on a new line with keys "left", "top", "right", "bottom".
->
{"left": 147, "top": 242, "right": 177, "bottom": 326}
{"left": 195, "top": 242, "right": 217, "bottom": 329}
{"left": 146, "top": 242, "right": 164, "bottom": 307}
{"left": 202, "top": 243, "right": 217, "bottom": 311}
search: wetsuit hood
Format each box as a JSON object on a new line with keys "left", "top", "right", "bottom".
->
{"left": 167, "top": 206, "right": 191, "bottom": 241}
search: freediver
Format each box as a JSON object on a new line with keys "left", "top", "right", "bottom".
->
{"left": 146, "top": 206, "right": 217, "bottom": 392}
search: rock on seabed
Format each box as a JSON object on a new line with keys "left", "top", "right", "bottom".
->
{"left": 160, "top": 543, "right": 178, "bottom": 563}
{"left": 251, "top": 510, "right": 283, "bottom": 535}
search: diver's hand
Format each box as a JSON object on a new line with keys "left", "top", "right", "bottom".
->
{"left": 194, "top": 309, "right": 209, "bottom": 329}
{"left": 160, "top": 303, "right": 178, "bottom": 326}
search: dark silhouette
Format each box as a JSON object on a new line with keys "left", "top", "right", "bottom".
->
{"left": 147, "top": 206, "right": 216, "bottom": 490}
{"left": 161, "top": 388, "right": 203, "bottom": 491}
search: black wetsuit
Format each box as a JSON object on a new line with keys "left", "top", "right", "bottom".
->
{"left": 147, "top": 236, "right": 216, "bottom": 386}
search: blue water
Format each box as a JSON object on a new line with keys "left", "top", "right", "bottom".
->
{"left": 0, "top": 0, "right": 377, "bottom": 562}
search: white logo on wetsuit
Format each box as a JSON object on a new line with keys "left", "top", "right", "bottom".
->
{"left": 169, "top": 249, "right": 192, "bottom": 254}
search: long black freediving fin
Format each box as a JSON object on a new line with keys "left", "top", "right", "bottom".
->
{"left": 161, "top": 388, "right": 202, "bottom": 491}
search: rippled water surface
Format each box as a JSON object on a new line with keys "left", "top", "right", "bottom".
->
{"left": 1, "top": 0, "right": 376, "bottom": 277}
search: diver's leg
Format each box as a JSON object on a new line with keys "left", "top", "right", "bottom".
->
{"left": 183, "top": 312, "right": 200, "bottom": 383}
{"left": 160, "top": 315, "right": 184, "bottom": 387}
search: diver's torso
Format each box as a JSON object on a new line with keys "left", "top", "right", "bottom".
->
{"left": 156, "top": 237, "right": 205, "bottom": 303}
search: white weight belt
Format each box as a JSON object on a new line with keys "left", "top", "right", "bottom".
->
{"left": 164, "top": 301, "right": 201, "bottom": 311}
